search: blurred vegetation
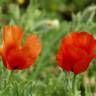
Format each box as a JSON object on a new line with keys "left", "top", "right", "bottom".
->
{"left": 0, "top": 0, "right": 96, "bottom": 96}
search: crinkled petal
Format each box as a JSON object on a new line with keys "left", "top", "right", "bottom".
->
{"left": 73, "top": 55, "right": 93, "bottom": 74}
{"left": 4, "top": 34, "right": 41, "bottom": 70}
{"left": 57, "top": 32, "right": 95, "bottom": 74}
{"left": 56, "top": 38, "right": 88, "bottom": 72}
{"left": 70, "top": 32, "right": 94, "bottom": 50}
{"left": 22, "top": 34, "right": 41, "bottom": 57}
{"left": 56, "top": 43, "right": 72, "bottom": 71}
{"left": 3, "top": 25, "right": 22, "bottom": 52}
{"left": 1, "top": 53, "right": 12, "bottom": 69}
{"left": 6, "top": 50, "right": 36, "bottom": 69}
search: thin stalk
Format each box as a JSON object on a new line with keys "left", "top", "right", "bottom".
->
{"left": 7, "top": 70, "right": 14, "bottom": 83}
{"left": 72, "top": 75, "right": 77, "bottom": 95}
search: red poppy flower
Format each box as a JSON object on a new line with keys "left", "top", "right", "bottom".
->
{"left": 0, "top": 25, "right": 41, "bottom": 70}
{"left": 56, "top": 32, "right": 96, "bottom": 74}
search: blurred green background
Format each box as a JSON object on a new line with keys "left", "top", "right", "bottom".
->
{"left": 0, "top": 0, "right": 96, "bottom": 96}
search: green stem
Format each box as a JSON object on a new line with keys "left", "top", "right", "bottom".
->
{"left": 72, "top": 75, "right": 77, "bottom": 95}
{"left": 7, "top": 70, "right": 14, "bottom": 83}
{"left": 65, "top": 72, "right": 71, "bottom": 96}
{"left": 64, "top": 72, "right": 77, "bottom": 96}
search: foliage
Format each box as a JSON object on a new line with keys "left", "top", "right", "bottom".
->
{"left": 0, "top": 0, "right": 96, "bottom": 96}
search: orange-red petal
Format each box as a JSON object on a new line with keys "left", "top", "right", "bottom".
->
{"left": 22, "top": 34, "right": 41, "bottom": 57}
{"left": 56, "top": 42, "right": 88, "bottom": 71}
{"left": 56, "top": 32, "right": 95, "bottom": 74}
{"left": 4, "top": 34, "right": 41, "bottom": 70}
{"left": 70, "top": 32, "right": 94, "bottom": 51}
{"left": 73, "top": 55, "right": 93, "bottom": 74}
{"left": 3, "top": 25, "right": 22, "bottom": 52}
